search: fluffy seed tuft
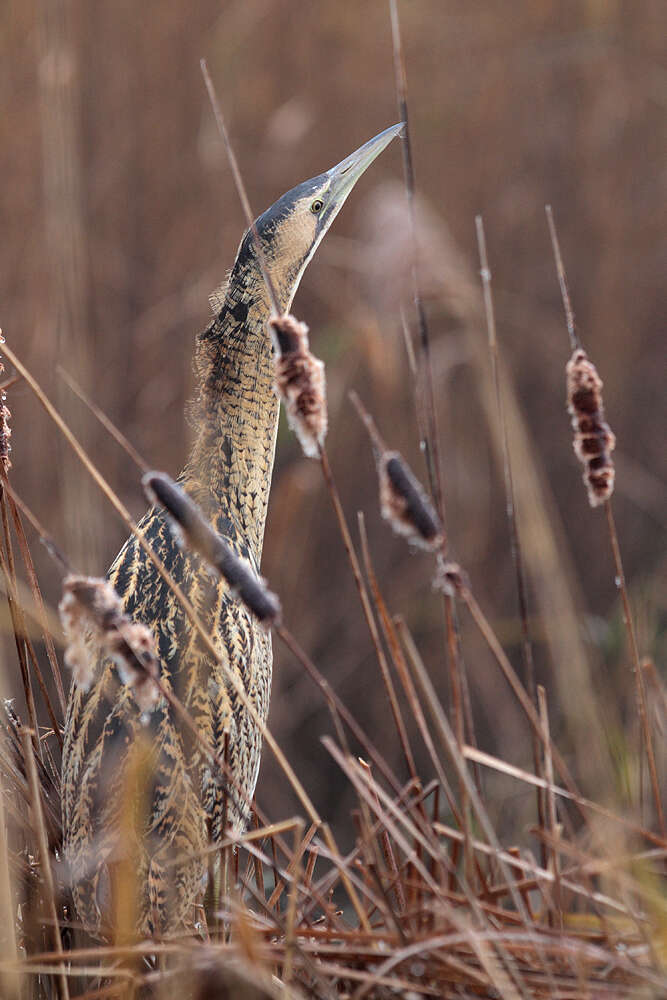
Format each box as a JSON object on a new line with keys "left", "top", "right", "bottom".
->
{"left": 566, "top": 348, "right": 615, "bottom": 507}
{"left": 433, "top": 560, "right": 469, "bottom": 597}
{"left": 59, "top": 575, "right": 160, "bottom": 711}
{"left": 379, "top": 451, "right": 443, "bottom": 551}
{"left": 270, "top": 314, "right": 327, "bottom": 459}
{"left": 143, "top": 472, "right": 282, "bottom": 626}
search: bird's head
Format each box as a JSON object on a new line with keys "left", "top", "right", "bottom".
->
{"left": 235, "top": 122, "right": 404, "bottom": 312}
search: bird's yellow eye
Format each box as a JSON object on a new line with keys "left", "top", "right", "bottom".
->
{"left": 310, "top": 199, "right": 324, "bottom": 214}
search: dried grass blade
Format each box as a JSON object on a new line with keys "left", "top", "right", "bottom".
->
{"left": 475, "top": 216, "right": 545, "bottom": 857}
{"left": 21, "top": 729, "right": 69, "bottom": 1000}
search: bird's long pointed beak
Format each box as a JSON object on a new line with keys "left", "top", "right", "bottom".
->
{"left": 323, "top": 122, "right": 404, "bottom": 220}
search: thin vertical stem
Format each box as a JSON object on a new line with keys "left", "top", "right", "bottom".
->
{"left": 545, "top": 205, "right": 580, "bottom": 352}
{"left": 605, "top": 501, "right": 664, "bottom": 834}
{"left": 538, "top": 685, "right": 562, "bottom": 928}
{"left": 475, "top": 216, "right": 546, "bottom": 864}
{"left": 200, "top": 60, "right": 280, "bottom": 318}
{"left": 22, "top": 729, "right": 69, "bottom": 1000}
{"left": 388, "top": 0, "right": 445, "bottom": 533}
{"left": 0, "top": 781, "right": 20, "bottom": 1000}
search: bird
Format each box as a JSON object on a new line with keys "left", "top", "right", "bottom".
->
{"left": 61, "top": 122, "right": 403, "bottom": 937}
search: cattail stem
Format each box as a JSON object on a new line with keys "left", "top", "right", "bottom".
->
{"left": 545, "top": 205, "right": 580, "bottom": 352}
{"left": 475, "top": 216, "right": 546, "bottom": 865}
{"left": 605, "top": 501, "right": 665, "bottom": 834}
{"left": 0, "top": 496, "right": 41, "bottom": 759}
{"left": 388, "top": 0, "right": 445, "bottom": 531}
{"left": 21, "top": 729, "right": 69, "bottom": 1000}
{"left": 538, "top": 685, "right": 563, "bottom": 929}
{"left": 200, "top": 60, "right": 280, "bottom": 318}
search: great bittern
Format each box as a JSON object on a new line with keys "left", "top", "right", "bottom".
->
{"left": 62, "top": 123, "right": 402, "bottom": 936}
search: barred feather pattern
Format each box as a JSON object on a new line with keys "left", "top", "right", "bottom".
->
{"left": 62, "top": 243, "right": 280, "bottom": 937}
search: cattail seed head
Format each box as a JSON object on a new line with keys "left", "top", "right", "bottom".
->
{"left": 269, "top": 314, "right": 327, "bottom": 459}
{"left": 379, "top": 451, "right": 443, "bottom": 551}
{"left": 433, "top": 560, "right": 469, "bottom": 597}
{"left": 108, "top": 621, "right": 160, "bottom": 714}
{"left": 143, "top": 472, "right": 282, "bottom": 626}
{"left": 566, "top": 348, "right": 615, "bottom": 507}
{"left": 59, "top": 575, "right": 160, "bottom": 711}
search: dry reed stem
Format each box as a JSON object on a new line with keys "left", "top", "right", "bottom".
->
{"left": 606, "top": 500, "right": 665, "bottom": 834}
{"left": 357, "top": 758, "right": 407, "bottom": 916}
{"left": 21, "top": 729, "right": 69, "bottom": 1000}
{"left": 362, "top": 582, "right": 462, "bottom": 827}
{"left": 0, "top": 496, "right": 41, "bottom": 758}
{"left": 387, "top": 7, "right": 478, "bottom": 849}
{"left": 276, "top": 621, "right": 404, "bottom": 802}
{"left": 282, "top": 820, "right": 304, "bottom": 983}
{"left": 351, "top": 761, "right": 408, "bottom": 944}
{"left": 200, "top": 60, "right": 280, "bottom": 318}
{"left": 357, "top": 512, "right": 419, "bottom": 783}
{"left": 0, "top": 499, "right": 64, "bottom": 746}
{"left": 267, "top": 821, "right": 316, "bottom": 911}
{"left": 388, "top": 0, "right": 445, "bottom": 530}
{"left": 5, "top": 485, "right": 66, "bottom": 711}
{"left": 440, "top": 564, "right": 598, "bottom": 829}
{"left": 545, "top": 206, "right": 579, "bottom": 352}
{"left": 475, "top": 216, "right": 546, "bottom": 860}
{"left": 5, "top": 603, "right": 62, "bottom": 750}
{"left": 58, "top": 365, "right": 150, "bottom": 474}
{"left": 316, "top": 445, "right": 422, "bottom": 795}
{"left": 538, "top": 685, "right": 563, "bottom": 929}
{"left": 0, "top": 781, "right": 20, "bottom": 1000}
{"left": 301, "top": 776, "right": 424, "bottom": 928}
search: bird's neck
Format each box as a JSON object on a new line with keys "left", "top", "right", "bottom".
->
{"left": 184, "top": 254, "right": 283, "bottom": 566}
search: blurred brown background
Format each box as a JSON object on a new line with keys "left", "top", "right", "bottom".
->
{"left": 1, "top": 1, "right": 665, "bottom": 837}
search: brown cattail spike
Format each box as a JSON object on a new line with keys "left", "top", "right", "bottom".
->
{"left": 566, "top": 348, "right": 615, "bottom": 507}
{"left": 59, "top": 575, "right": 160, "bottom": 712}
{"left": 269, "top": 314, "right": 327, "bottom": 459}
{"left": 143, "top": 472, "right": 282, "bottom": 626}
{"left": 379, "top": 450, "right": 443, "bottom": 551}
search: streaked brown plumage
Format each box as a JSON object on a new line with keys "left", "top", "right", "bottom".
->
{"left": 61, "top": 124, "right": 402, "bottom": 936}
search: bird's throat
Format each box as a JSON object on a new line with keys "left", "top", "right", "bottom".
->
{"left": 185, "top": 255, "right": 280, "bottom": 565}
